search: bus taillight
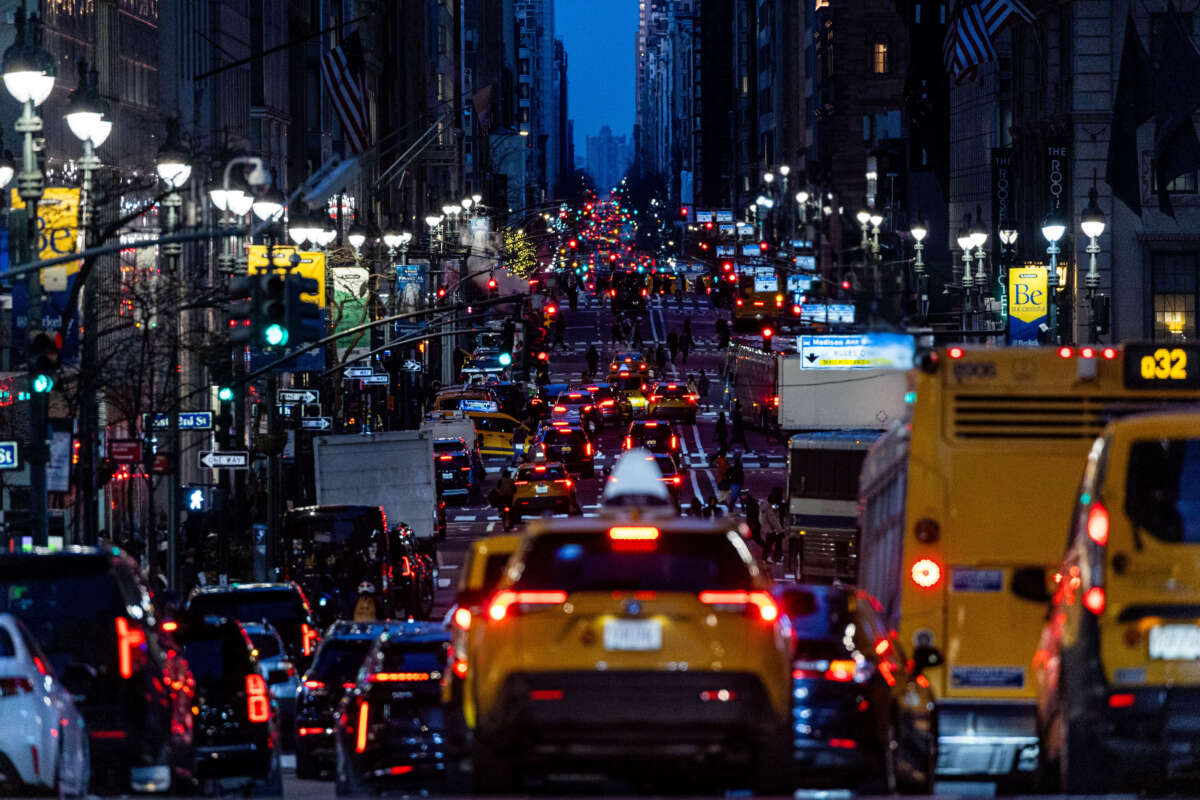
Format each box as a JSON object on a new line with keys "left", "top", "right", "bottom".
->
{"left": 1087, "top": 503, "right": 1109, "bottom": 546}
{"left": 911, "top": 559, "right": 942, "bottom": 589}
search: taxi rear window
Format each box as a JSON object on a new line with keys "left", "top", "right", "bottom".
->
{"left": 544, "top": 428, "right": 586, "bottom": 444}
{"left": 516, "top": 532, "right": 751, "bottom": 592}
{"left": 657, "top": 385, "right": 688, "bottom": 397}
{"left": 518, "top": 464, "right": 567, "bottom": 481}
{"left": 1125, "top": 438, "right": 1200, "bottom": 543}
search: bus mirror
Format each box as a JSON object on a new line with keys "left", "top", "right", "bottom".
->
{"left": 912, "top": 644, "right": 943, "bottom": 675}
{"left": 1011, "top": 567, "right": 1053, "bottom": 603}
{"left": 918, "top": 349, "right": 939, "bottom": 374}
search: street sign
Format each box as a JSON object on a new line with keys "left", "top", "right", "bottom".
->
{"left": 401, "top": 359, "right": 423, "bottom": 372}
{"left": 360, "top": 374, "right": 390, "bottom": 385}
{"left": 198, "top": 450, "right": 250, "bottom": 470}
{"left": 301, "top": 417, "right": 333, "bottom": 431}
{"left": 344, "top": 366, "right": 374, "bottom": 379}
{"left": 109, "top": 440, "right": 142, "bottom": 463}
{"left": 277, "top": 388, "right": 319, "bottom": 405}
{"left": 0, "top": 442, "right": 18, "bottom": 470}
{"left": 798, "top": 333, "right": 915, "bottom": 371}
{"left": 178, "top": 411, "right": 213, "bottom": 430}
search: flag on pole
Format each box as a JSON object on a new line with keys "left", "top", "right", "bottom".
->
{"left": 943, "top": 0, "right": 1035, "bottom": 83}
{"left": 321, "top": 32, "right": 370, "bottom": 155}
{"left": 1152, "top": 1, "right": 1200, "bottom": 217}
{"left": 1105, "top": 11, "right": 1154, "bottom": 216}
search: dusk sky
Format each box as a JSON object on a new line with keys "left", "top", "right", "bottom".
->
{"left": 555, "top": 0, "right": 638, "bottom": 160}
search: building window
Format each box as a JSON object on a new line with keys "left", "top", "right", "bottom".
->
{"left": 1151, "top": 161, "right": 1199, "bottom": 193}
{"left": 815, "top": 0, "right": 829, "bottom": 9}
{"left": 1153, "top": 252, "right": 1198, "bottom": 340}
{"left": 873, "top": 40, "right": 890, "bottom": 74}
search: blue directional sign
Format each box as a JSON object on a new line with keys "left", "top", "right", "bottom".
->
{"left": 0, "top": 441, "right": 18, "bottom": 470}
{"left": 178, "top": 412, "right": 213, "bottom": 430}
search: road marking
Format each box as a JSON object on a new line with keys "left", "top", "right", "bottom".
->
{"left": 438, "top": 578, "right": 452, "bottom": 588}
{"left": 486, "top": 522, "right": 496, "bottom": 532}
{"left": 441, "top": 564, "right": 459, "bottom": 571}
{"left": 688, "top": 461, "right": 704, "bottom": 502}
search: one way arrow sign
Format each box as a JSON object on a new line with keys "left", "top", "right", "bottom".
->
{"left": 277, "top": 389, "right": 319, "bottom": 405}
{"left": 198, "top": 450, "right": 250, "bottom": 470}
{"left": 301, "top": 417, "right": 333, "bottom": 431}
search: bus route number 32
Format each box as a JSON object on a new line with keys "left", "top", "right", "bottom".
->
{"left": 1141, "top": 348, "right": 1188, "bottom": 381}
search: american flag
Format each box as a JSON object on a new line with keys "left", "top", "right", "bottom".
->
{"left": 943, "top": 0, "right": 1035, "bottom": 83}
{"left": 321, "top": 32, "right": 370, "bottom": 154}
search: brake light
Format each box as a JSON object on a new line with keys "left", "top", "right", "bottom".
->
{"left": 650, "top": 395, "right": 662, "bottom": 402}
{"left": 303, "top": 679, "right": 325, "bottom": 691}
{"left": 488, "top": 590, "right": 568, "bottom": 620}
{"left": 556, "top": 478, "right": 573, "bottom": 488}
{"left": 670, "top": 436, "right": 677, "bottom": 449}
{"left": 439, "top": 455, "right": 453, "bottom": 461}
{"left": 453, "top": 607, "right": 472, "bottom": 630}
{"left": 355, "top": 702, "right": 370, "bottom": 753}
{"left": 671, "top": 475, "right": 682, "bottom": 485}
{"left": 824, "top": 660, "right": 858, "bottom": 682}
{"left": 115, "top": 617, "right": 146, "bottom": 679}
{"left": 400, "top": 555, "right": 414, "bottom": 577}
{"left": 1087, "top": 503, "right": 1109, "bottom": 546}
{"left": 1083, "top": 586, "right": 1106, "bottom": 615}
{"left": 553, "top": 405, "right": 567, "bottom": 413}
{"left": 0, "top": 677, "right": 33, "bottom": 696}
{"left": 601, "top": 399, "right": 614, "bottom": 407}
{"left": 1080, "top": 346, "right": 1096, "bottom": 359}
{"left": 452, "top": 659, "right": 469, "bottom": 678}
{"left": 585, "top": 442, "right": 593, "bottom": 456}
{"left": 698, "top": 590, "right": 779, "bottom": 622}
{"left": 343, "top": 681, "right": 356, "bottom": 690}
{"left": 609, "top": 526, "right": 660, "bottom": 541}
{"left": 911, "top": 559, "right": 942, "bottom": 589}
{"left": 874, "top": 639, "right": 891, "bottom": 656}
{"left": 1058, "top": 346, "right": 1074, "bottom": 359}
{"left": 1109, "top": 692, "right": 1135, "bottom": 708}
{"left": 624, "top": 436, "right": 632, "bottom": 450}
{"left": 1102, "top": 347, "right": 1118, "bottom": 359}
{"left": 513, "top": 480, "right": 529, "bottom": 486}
{"left": 246, "top": 673, "right": 270, "bottom": 723}
{"left": 668, "top": 383, "right": 677, "bottom": 389}
{"left": 529, "top": 689, "right": 564, "bottom": 701}
{"left": 302, "top": 623, "right": 319, "bottom": 656}
{"left": 534, "top": 465, "right": 547, "bottom": 472}
{"left": 645, "top": 421, "right": 658, "bottom": 427}
{"left": 829, "top": 738, "right": 857, "bottom": 749}
{"left": 947, "top": 346, "right": 965, "bottom": 359}
{"left": 161, "top": 621, "right": 178, "bottom": 633}
{"left": 369, "top": 672, "right": 431, "bottom": 683}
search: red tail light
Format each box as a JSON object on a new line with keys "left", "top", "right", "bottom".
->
{"left": 1080, "top": 346, "right": 1096, "bottom": 359}
{"left": 829, "top": 738, "right": 858, "bottom": 749}
{"left": 911, "top": 559, "right": 942, "bottom": 589}
{"left": 1083, "top": 586, "right": 1106, "bottom": 615}
{"left": 302, "top": 623, "right": 319, "bottom": 657}
{"left": 453, "top": 607, "right": 472, "bottom": 631}
{"left": 303, "top": 679, "right": 325, "bottom": 691}
{"left": 600, "top": 399, "right": 614, "bottom": 407}
{"left": 947, "top": 346, "right": 965, "bottom": 359}
{"left": 161, "top": 621, "right": 178, "bottom": 633}
{"left": 553, "top": 405, "right": 567, "bottom": 413}
{"left": 609, "top": 526, "right": 660, "bottom": 541}
{"left": 452, "top": 659, "right": 469, "bottom": 678}
{"left": 115, "top": 617, "right": 146, "bottom": 679}
{"left": 556, "top": 478, "right": 573, "bottom": 488}
{"left": 400, "top": 555, "right": 414, "bottom": 577}
{"left": 246, "top": 673, "right": 270, "bottom": 723}
{"left": 0, "top": 677, "right": 33, "bottom": 696}
{"left": 1087, "top": 503, "right": 1109, "bottom": 546}
{"left": 1058, "top": 346, "right": 1074, "bottom": 359}
{"left": 1109, "top": 692, "right": 1135, "bottom": 708}
{"left": 488, "top": 590, "right": 568, "bottom": 621}
{"left": 439, "top": 455, "right": 453, "bottom": 461}
{"left": 624, "top": 436, "right": 632, "bottom": 450}
{"left": 529, "top": 689, "right": 564, "bottom": 701}
{"left": 698, "top": 590, "right": 779, "bottom": 622}
{"left": 670, "top": 436, "right": 678, "bottom": 449}
{"left": 368, "top": 672, "right": 431, "bottom": 683}
{"left": 585, "top": 442, "right": 593, "bottom": 456}
{"left": 824, "top": 660, "right": 858, "bottom": 682}
{"left": 1102, "top": 347, "right": 1118, "bottom": 359}
{"left": 355, "top": 702, "right": 370, "bottom": 753}
{"left": 671, "top": 475, "right": 682, "bottom": 485}
{"left": 735, "top": 298, "right": 744, "bottom": 307}
{"left": 792, "top": 304, "right": 802, "bottom": 315}
{"left": 650, "top": 395, "right": 662, "bottom": 402}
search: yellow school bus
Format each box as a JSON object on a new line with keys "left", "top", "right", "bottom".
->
{"left": 858, "top": 343, "right": 1200, "bottom": 787}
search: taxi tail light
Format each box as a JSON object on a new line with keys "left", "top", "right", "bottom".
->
{"left": 1058, "top": 346, "right": 1075, "bottom": 359}
{"left": 824, "top": 660, "right": 859, "bottom": 683}
{"left": 302, "top": 679, "right": 326, "bottom": 691}
{"left": 698, "top": 590, "right": 779, "bottom": 622}
{"left": 1109, "top": 692, "right": 1136, "bottom": 708}
{"left": 1080, "top": 346, "right": 1096, "bottom": 359}
{"left": 947, "top": 347, "right": 965, "bottom": 359}
{"left": 1083, "top": 586, "right": 1106, "bottom": 615}
{"left": 910, "top": 558, "right": 942, "bottom": 589}
{"left": 513, "top": 480, "right": 529, "bottom": 486}
{"left": 1102, "top": 347, "right": 1118, "bottom": 359}
{"left": 453, "top": 607, "right": 472, "bottom": 630}
{"left": 246, "top": 673, "right": 270, "bottom": 723}
{"left": 487, "top": 590, "right": 568, "bottom": 621}
{"left": 115, "top": 617, "right": 146, "bottom": 679}
{"left": 555, "top": 478, "right": 574, "bottom": 488}
{"left": 355, "top": 702, "right": 370, "bottom": 753}
{"left": 302, "top": 623, "right": 319, "bottom": 657}
{"left": 368, "top": 672, "right": 431, "bottom": 683}
{"left": 1087, "top": 503, "right": 1109, "bottom": 546}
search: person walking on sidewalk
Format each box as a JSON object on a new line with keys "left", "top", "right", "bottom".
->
{"left": 761, "top": 486, "right": 786, "bottom": 563}
{"left": 714, "top": 411, "right": 729, "bottom": 455}
{"left": 495, "top": 469, "right": 517, "bottom": 531}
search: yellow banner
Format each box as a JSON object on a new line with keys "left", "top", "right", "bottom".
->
{"left": 246, "top": 244, "right": 326, "bottom": 307}
{"left": 1008, "top": 267, "right": 1048, "bottom": 324}
{"left": 11, "top": 187, "right": 81, "bottom": 275}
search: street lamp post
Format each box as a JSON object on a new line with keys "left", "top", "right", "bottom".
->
{"left": 156, "top": 120, "right": 191, "bottom": 589}
{"left": 910, "top": 218, "right": 929, "bottom": 320}
{"left": 969, "top": 212, "right": 989, "bottom": 333}
{"left": 4, "top": 7, "right": 55, "bottom": 546}
{"left": 998, "top": 226, "right": 1018, "bottom": 332}
{"left": 956, "top": 221, "right": 975, "bottom": 333}
{"left": 1041, "top": 209, "right": 1067, "bottom": 344}
{"left": 65, "top": 59, "right": 111, "bottom": 545}
{"left": 1080, "top": 187, "right": 1106, "bottom": 343}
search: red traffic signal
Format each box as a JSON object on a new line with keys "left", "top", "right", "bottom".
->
{"left": 680, "top": 207, "right": 688, "bottom": 217}
{"left": 759, "top": 241, "right": 769, "bottom": 251}
{"left": 704, "top": 222, "right": 713, "bottom": 230}
{"left": 546, "top": 304, "right": 557, "bottom": 316}
{"left": 762, "top": 326, "right": 774, "bottom": 338}
{"left": 488, "top": 277, "right": 498, "bottom": 290}
{"left": 841, "top": 279, "right": 851, "bottom": 290}
{"left": 721, "top": 261, "right": 733, "bottom": 272}
{"left": 568, "top": 238, "right": 578, "bottom": 249}
{"left": 536, "top": 351, "right": 549, "bottom": 361}
{"left": 792, "top": 304, "right": 802, "bottom": 316}
{"left": 437, "top": 287, "right": 447, "bottom": 299}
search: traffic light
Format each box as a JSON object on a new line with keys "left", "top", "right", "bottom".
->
{"left": 488, "top": 275, "right": 498, "bottom": 293}
{"left": 227, "top": 276, "right": 258, "bottom": 346}
{"left": 761, "top": 326, "right": 774, "bottom": 353}
{"left": 258, "top": 273, "right": 288, "bottom": 348}
{"left": 1091, "top": 293, "right": 1111, "bottom": 337}
{"left": 759, "top": 241, "right": 769, "bottom": 251}
{"left": 27, "top": 330, "right": 60, "bottom": 393}
{"left": 568, "top": 238, "right": 578, "bottom": 249}
{"left": 498, "top": 352, "right": 512, "bottom": 367}
{"left": 721, "top": 261, "right": 733, "bottom": 272}
{"left": 437, "top": 286, "right": 448, "bottom": 303}
{"left": 680, "top": 207, "right": 688, "bottom": 218}
{"left": 286, "top": 274, "right": 324, "bottom": 345}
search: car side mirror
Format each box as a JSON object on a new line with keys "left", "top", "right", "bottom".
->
{"left": 62, "top": 662, "right": 97, "bottom": 697}
{"left": 267, "top": 664, "right": 292, "bottom": 685}
{"left": 912, "top": 645, "right": 943, "bottom": 676}
{"left": 1011, "top": 567, "right": 1053, "bottom": 604}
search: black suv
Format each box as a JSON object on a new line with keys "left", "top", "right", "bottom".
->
{"left": 334, "top": 623, "right": 452, "bottom": 794}
{"left": 623, "top": 419, "right": 681, "bottom": 456}
{"left": 295, "top": 621, "right": 405, "bottom": 780}
{"left": 175, "top": 613, "right": 283, "bottom": 794}
{"left": 0, "top": 547, "right": 195, "bottom": 793}
{"left": 533, "top": 422, "right": 596, "bottom": 478}
{"left": 434, "top": 437, "right": 474, "bottom": 504}
{"left": 188, "top": 582, "right": 322, "bottom": 671}
{"left": 391, "top": 525, "right": 437, "bottom": 620}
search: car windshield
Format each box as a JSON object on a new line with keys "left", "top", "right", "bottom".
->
{"left": 613, "top": 376, "right": 644, "bottom": 391}
{"left": 0, "top": 560, "right": 124, "bottom": 673}
{"left": 379, "top": 643, "right": 447, "bottom": 674}
{"left": 518, "top": 464, "right": 568, "bottom": 481}
{"left": 189, "top": 591, "right": 303, "bottom": 627}
{"left": 656, "top": 385, "right": 688, "bottom": 397}
{"left": 248, "top": 632, "right": 283, "bottom": 659}
{"left": 182, "top": 630, "right": 253, "bottom": 685}
{"left": 545, "top": 428, "right": 586, "bottom": 445}
{"left": 309, "top": 640, "right": 372, "bottom": 683}
{"left": 1125, "top": 438, "right": 1200, "bottom": 543}
{"left": 516, "top": 532, "right": 752, "bottom": 592}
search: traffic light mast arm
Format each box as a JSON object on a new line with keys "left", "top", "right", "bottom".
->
{"left": 315, "top": 327, "right": 483, "bottom": 379}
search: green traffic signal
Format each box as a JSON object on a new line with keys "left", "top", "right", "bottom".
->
{"left": 32, "top": 374, "right": 53, "bottom": 393}
{"left": 217, "top": 386, "right": 234, "bottom": 402}
{"left": 264, "top": 323, "right": 289, "bottom": 347}
{"left": 498, "top": 352, "right": 512, "bottom": 367}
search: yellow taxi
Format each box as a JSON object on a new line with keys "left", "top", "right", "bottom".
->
{"left": 611, "top": 372, "right": 651, "bottom": 421}
{"left": 607, "top": 351, "right": 649, "bottom": 381}
{"left": 1034, "top": 410, "right": 1200, "bottom": 794}
{"left": 511, "top": 461, "right": 581, "bottom": 521}
{"left": 465, "top": 516, "right": 793, "bottom": 791}
{"left": 468, "top": 411, "right": 527, "bottom": 455}
{"left": 646, "top": 380, "right": 700, "bottom": 424}
{"left": 433, "top": 388, "right": 496, "bottom": 419}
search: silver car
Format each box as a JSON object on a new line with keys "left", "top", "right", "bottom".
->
{"left": 242, "top": 621, "right": 299, "bottom": 751}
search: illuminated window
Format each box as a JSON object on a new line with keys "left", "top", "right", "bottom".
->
{"left": 873, "top": 40, "right": 890, "bottom": 74}
{"left": 1152, "top": 252, "right": 1199, "bottom": 341}
{"left": 815, "top": 0, "right": 830, "bottom": 8}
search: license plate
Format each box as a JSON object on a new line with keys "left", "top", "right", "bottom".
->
{"left": 535, "top": 485, "right": 549, "bottom": 494}
{"left": 1149, "top": 624, "right": 1200, "bottom": 660}
{"left": 560, "top": 446, "right": 572, "bottom": 453}
{"left": 603, "top": 619, "right": 662, "bottom": 651}
{"left": 441, "top": 472, "right": 454, "bottom": 480}
{"left": 647, "top": 439, "right": 659, "bottom": 447}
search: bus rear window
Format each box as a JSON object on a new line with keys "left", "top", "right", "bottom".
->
{"left": 1125, "top": 438, "right": 1200, "bottom": 543}
{"left": 516, "top": 532, "right": 751, "bottom": 593}
{"left": 789, "top": 448, "right": 867, "bottom": 501}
